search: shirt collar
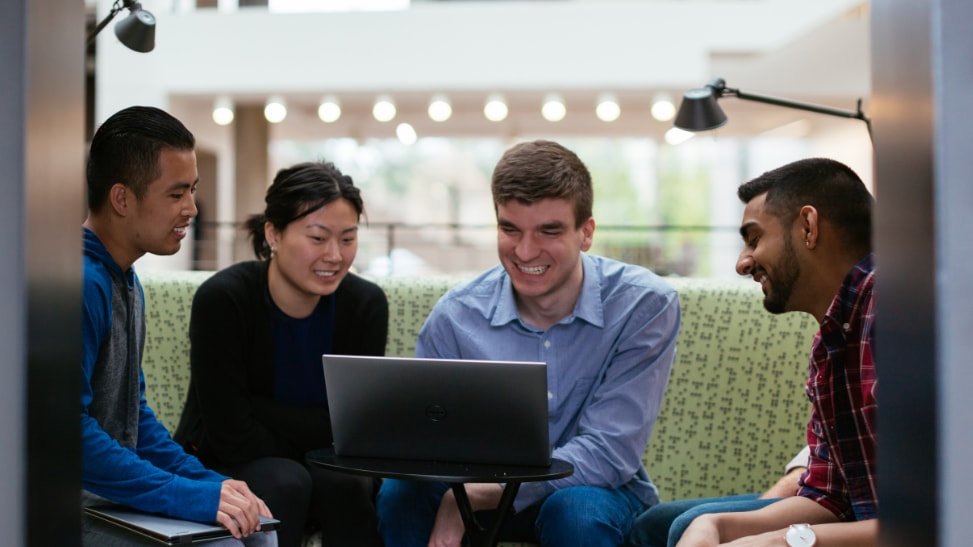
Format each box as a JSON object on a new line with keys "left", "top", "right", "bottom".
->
{"left": 492, "top": 254, "right": 606, "bottom": 330}
{"left": 822, "top": 252, "right": 875, "bottom": 329}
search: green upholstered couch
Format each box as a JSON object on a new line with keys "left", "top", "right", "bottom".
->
{"left": 139, "top": 270, "right": 818, "bottom": 537}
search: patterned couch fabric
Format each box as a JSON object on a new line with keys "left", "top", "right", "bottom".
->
{"left": 140, "top": 270, "right": 215, "bottom": 434}
{"left": 650, "top": 277, "right": 815, "bottom": 502}
{"left": 140, "top": 270, "right": 817, "bottom": 513}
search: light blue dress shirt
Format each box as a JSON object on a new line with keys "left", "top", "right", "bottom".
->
{"left": 415, "top": 254, "right": 680, "bottom": 511}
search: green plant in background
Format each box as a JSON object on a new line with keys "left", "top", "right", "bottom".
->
{"left": 654, "top": 145, "right": 712, "bottom": 276}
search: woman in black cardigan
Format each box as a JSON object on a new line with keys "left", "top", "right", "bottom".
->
{"left": 176, "top": 161, "right": 388, "bottom": 547}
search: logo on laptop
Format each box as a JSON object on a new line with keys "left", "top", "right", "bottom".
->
{"left": 425, "top": 404, "right": 447, "bottom": 421}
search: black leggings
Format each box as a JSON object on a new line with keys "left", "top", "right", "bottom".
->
{"left": 218, "top": 456, "right": 382, "bottom": 547}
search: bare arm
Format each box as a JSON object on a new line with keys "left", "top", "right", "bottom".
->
{"left": 719, "top": 519, "right": 878, "bottom": 546}
{"left": 676, "top": 496, "right": 837, "bottom": 546}
{"left": 428, "top": 483, "right": 503, "bottom": 547}
{"left": 760, "top": 446, "right": 810, "bottom": 499}
{"left": 759, "top": 467, "right": 805, "bottom": 499}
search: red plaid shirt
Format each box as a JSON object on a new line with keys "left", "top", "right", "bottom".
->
{"left": 797, "top": 253, "right": 877, "bottom": 521}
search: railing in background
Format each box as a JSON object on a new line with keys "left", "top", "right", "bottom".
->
{"left": 192, "top": 221, "right": 744, "bottom": 278}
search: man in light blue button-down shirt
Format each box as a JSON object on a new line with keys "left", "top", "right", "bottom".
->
{"left": 377, "top": 140, "right": 681, "bottom": 547}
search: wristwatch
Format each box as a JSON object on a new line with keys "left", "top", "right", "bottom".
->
{"left": 785, "top": 523, "right": 817, "bottom": 547}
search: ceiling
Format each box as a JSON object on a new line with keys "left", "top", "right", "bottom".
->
{"left": 92, "top": 0, "right": 871, "bottom": 144}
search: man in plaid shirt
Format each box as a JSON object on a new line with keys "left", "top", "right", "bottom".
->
{"left": 677, "top": 158, "right": 877, "bottom": 547}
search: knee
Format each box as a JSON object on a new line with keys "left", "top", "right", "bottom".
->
{"left": 270, "top": 458, "right": 313, "bottom": 496}
{"left": 378, "top": 480, "right": 433, "bottom": 512}
{"left": 376, "top": 480, "right": 447, "bottom": 546}
{"left": 376, "top": 478, "right": 408, "bottom": 511}
{"left": 665, "top": 513, "right": 698, "bottom": 546}
{"left": 628, "top": 503, "right": 682, "bottom": 547}
{"left": 535, "top": 487, "right": 632, "bottom": 547}
{"left": 251, "top": 458, "right": 313, "bottom": 511}
{"left": 627, "top": 515, "right": 659, "bottom": 547}
{"left": 376, "top": 480, "right": 446, "bottom": 523}
{"left": 536, "top": 488, "right": 596, "bottom": 537}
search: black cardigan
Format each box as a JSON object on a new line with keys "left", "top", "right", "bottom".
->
{"left": 174, "top": 260, "right": 388, "bottom": 466}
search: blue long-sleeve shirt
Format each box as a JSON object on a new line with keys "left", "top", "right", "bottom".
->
{"left": 81, "top": 228, "right": 226, "bottom": 522}
{"left": 415, "top": 254, "right": 680, "bottom": 511}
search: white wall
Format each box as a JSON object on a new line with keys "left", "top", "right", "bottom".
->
{"left": 95, "top": 0, "right": 865, "bottom": 105}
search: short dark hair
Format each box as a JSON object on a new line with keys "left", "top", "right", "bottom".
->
{"left": 86, "top": 105, "right": 195, "bottom": 211}
{"left": 491, "top": 140, "right": 593, "bottom": 229}
{"left": 245, "top": 160, "right": 365, "bottom": 260}
{"left": 738, "top": 157, "right": 874, "bottom": 254}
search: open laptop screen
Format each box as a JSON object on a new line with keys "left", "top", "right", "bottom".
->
{"left": 322, "top": 354, "right": 550, "bottom": 467}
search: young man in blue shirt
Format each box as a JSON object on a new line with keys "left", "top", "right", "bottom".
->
{"left": 81, "top": 106, "right": 275, "bottom": 546}
{"left": 376, "top": 140, "right": 681, "bottom": 547}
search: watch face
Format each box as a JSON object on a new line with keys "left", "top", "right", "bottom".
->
{"left": 785, "top": 523, "right": 816, "bottom": 547}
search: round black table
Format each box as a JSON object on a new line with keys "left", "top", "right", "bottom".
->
{"left": 306, "top": 447, "right": 573, "bottom": 547}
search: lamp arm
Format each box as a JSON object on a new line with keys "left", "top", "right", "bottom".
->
{"left": 726, "top": 87, "right": 870, "bottom": 123}
{"left": 723, "top": 86, "right": 872, "bottom": 141}
{"left": 86, "top": 0, "right": 124, "bottom": 47}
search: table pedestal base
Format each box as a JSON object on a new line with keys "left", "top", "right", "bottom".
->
{"left": 451, "top": 482, "right": 521, "bottom": 547}
{"left": 304, "top": 448, "right": 573, "bottom": 547}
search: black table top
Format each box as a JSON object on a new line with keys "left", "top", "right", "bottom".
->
{"left": 306, "top": 446, "right": 574, "bottom": 483}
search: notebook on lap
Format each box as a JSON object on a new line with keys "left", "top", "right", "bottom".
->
{"left": 84, "top": 504, "right": 280, "bottom": 545}
{"left": 322, "top": 354, "right": 551, "bottom": 467}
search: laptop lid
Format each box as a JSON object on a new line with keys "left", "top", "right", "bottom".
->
{"left": 84, "top": 504, "right": 280, "bottom": 545}
{"left": 322, "top": 354, "right": 551, "bottom": 467}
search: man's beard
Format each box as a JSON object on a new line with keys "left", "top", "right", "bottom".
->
{"left": 762, "top": 236, "right": 801, "bottom": 314}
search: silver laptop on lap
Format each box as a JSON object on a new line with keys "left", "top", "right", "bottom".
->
{"left": 84, "top": 504, "right": 280, "bottom": 545}
{"left": 322, "top": 354, "right": 551, "bottom": 467}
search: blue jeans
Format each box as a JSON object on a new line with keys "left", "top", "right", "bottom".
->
{"left": 626, "top": 493, "right": 780, "bottom": 547}
{"left": 377, "top": 479, "right": 645, "bottom": 547}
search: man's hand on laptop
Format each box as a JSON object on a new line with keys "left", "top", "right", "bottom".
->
{"left": 217, "top": 479, "right": 274, "bottom": 538}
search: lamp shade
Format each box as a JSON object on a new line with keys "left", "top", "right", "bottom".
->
{"left": 114, "top": 4, "right": 156, "bottom": 53}
{"left": 674, "top": 87, "right": 727, "bottom": 131}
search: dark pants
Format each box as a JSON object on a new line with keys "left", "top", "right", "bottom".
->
{"left": 219, "top": 456, "right": 382, "bottom": 547}
{"left": 627, "top": 493, "right": 778, "bottom": 547}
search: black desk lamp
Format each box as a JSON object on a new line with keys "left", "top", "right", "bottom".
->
{"left": 674, "top": 78, "right": 872, "bottom": 140}
{"left": 87, "top": 0, "right": 156, "bottom": 53}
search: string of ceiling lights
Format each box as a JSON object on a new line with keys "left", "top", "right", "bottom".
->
{"left": 210, "top": 92, "right": 693, "bottom": 145}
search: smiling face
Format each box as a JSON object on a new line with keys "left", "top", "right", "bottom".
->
{"left": 497, "top": 198, "right": 593, "bottom": 311}
{"left": 128, "top": 147, "right": 199, "bottom": 260}
{"left": 736, "top": 192, "right": 803, "bottom": 314}
{"left": 265, "top": 198, "right": 359, "bottom": 317}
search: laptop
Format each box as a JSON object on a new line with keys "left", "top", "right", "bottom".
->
{"left": 84, "top": 504, "right": 280, "bottom": 545}
{"left": 322, "top": 354, "right": 551, "bottom": 467}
